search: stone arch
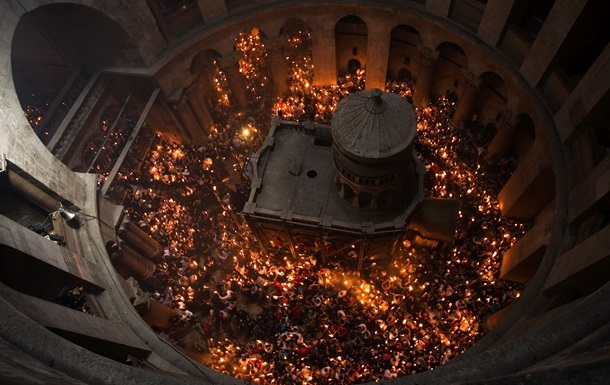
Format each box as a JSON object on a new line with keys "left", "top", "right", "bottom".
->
{"left": 476, "top": 72, "right": 508, "bottom": 129}
{"left": 347, "top": 58, "right": 362, "bottom": 74}
{"left": 335, "top": 15, "right": 368, "bottom": 77}
{"left": 11, "top": 3, "right": 141, "bottom": 147}
{"left": 397, "top": 68, "right": 413, "bottom": 82}
{"left": 388, "top": 25, "right": 422, "bottom": 82}
{"left": 234, "top": 26, "right": 271, "bottom": 49}
{"left": 433, "top": 42, "right": 468, "bottom": 98}
{"left": 190, "top": 49, "right": 222, "bottom": 76}
{"left": 279, "top": 17, "right": 313, "bottom": 40}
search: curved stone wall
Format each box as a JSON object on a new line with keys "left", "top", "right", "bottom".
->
{"left": 1, "top": 1, "right": 608, "bottom": 384}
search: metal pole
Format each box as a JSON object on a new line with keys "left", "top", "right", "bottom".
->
{"left": 101, "top": 89, "right": 159, "bottom": 195}
{"left": 87, "top": 93, "right": 132, "bottom": 173}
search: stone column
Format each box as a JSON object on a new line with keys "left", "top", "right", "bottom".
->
{"left": 370, "top": 193, "right": 379, "bottom": 210}
{"left": 485, "top": 107, "right": 517, "bottom": 162}
{"left": 5, "top": 169, "right": 61, "bottom": 213}
{"left": 141, "top": 298, "right": 182, "bottom": 330}
{"left": 412, "top": 46, "right": 438, "bottom": 108}
{"left": 555, "top": 43, "right": 610, "bottom": 143}
{"left": 172, "top": 98, "right": 206, "bottom": 144}
{"left": 0, "top": 215, "right": 104, "bottom": 293}
{"left": 477, "top": 0, "right": 516, "bottom": 47}
{"left": 568, "top": 156, "right": 610, "bottom": 223}
{"left": 145, "top": 0, "right": 174, "bottom": 42}
{"left": 0, "top": 284, "right": 152, "bottom": 358}
{"left": 217, "top": 52, "right": 249, "bottom": 110}
{"left": 352, "top": 192, "right": 360, "bottom": 208}
{"left": 113, "top": 242, "right": 156, "bottom": 280}
{"left": 197, "top": 61, "right": 218, "bottom": 109}
{"left": 497, "top": 141, "right": 555, "bottom": 220}
{"left": 452, "top": 70, "right": 482, "bottom": 126}
{"left": 426, "top": 0, "right": 452, "bottom": 17}
{"left": 119, "top": 221, "right": 163, "bottom": 262}
{"left": 365, "top": 24, "right": 392, "bottom": 90}
{"left": 195, "top": 0, "right": 227, "bottom": 23}
{"left": 520, "top": 0, "right": 588, "bottom": 87}
{"left": 311, "top": 23, "right": 337, "bottom": 86}
{"left": 159, "top": 101, "right": 188, "bottom": 141}
{"left": 500, "top": 208, "right": 553, "bottom": 283}
{"left": 264, "top": 36, "right": 290, "bottom": 97}
{"left": 544, "top": 223, "right": 610, "bottom": 294}
{"left": 185, "top": 84, "right": 215, "bottom": 134}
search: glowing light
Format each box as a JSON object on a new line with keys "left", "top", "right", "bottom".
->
{"left": 111, "top": 25, "right": 529, "bottom": 385}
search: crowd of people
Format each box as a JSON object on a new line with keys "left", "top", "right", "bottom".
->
{"left": 116, "top": 28, "right": 529, "bottom": 385}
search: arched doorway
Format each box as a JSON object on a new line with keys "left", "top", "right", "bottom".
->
{"left": 388, "top": 24, "right": 421, "bottom": 82}
{"left": 347, "top": 58, "right": 362, "bottom": 74}
{"left": 335, "top": 15, "right": 368, "bottom": 78}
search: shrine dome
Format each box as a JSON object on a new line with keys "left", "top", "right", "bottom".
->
{"left": 331, "top": 88, "right": 417, "bottom": 159}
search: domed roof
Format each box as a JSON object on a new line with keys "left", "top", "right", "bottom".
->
{"left": 331, "top": 88, "right": 417, "bottom": 159}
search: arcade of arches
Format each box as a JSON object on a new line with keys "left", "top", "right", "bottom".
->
{"left": 0, "top": 1, "right": 609, "bottom": 385}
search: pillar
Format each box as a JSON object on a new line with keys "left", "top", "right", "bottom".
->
{"left": 476, "top": 0, "right": 516, "bottom": 47}
{"left": 114, "top": 242, "right": 156, "bottom": 280}
{"left": 412, "top": 46, "right": 438, "bottom": 108}
{"left": 197, "top": 61, "right": 219, "bottom": 110}
{"left": 0, "top": 284, "right": 151, "bottom": 359}
{"left": 365, "top": 24, "right": 391, "bottom": 90}
{"left": 265, "top": 36, "right": 290, "bottom": 97}
{"left": 159, "top": 100, "right": 189, "bottom": 142}
{"left": 195, "top": 0, "right": 227, "bottom": 23}
{"left": 120, "top": 221, "right": 163, "bottom": 262}
{"left": 141, "top": 298, "right": 182, "bottom": 330}
{"left": 5, "top": 169, "right": 60, "bottom": 213}
{"left": 352, "top": 192, "right": 360, "bottom": 208}
{"left": 485, "top": 107, "right": 517, "bottom": 162}
{"left": 554, "top": 43, "right": 610, "bottom": 143}
{"left": 520, "top": 0, "right": 588, "bottom": 87}
{"left": 452, "top": 71, "right": 482, "bottom": 126}
{"left": 544, "top": 223, "right": 610, "bottom": 295}
{"left": 172, "top": 97, "right": 206, "bottom": 144}
{"left": 0, "top": 215, "right": 104, "bottom": 293}
{"left": 311, "top": 22, "right": 337, "bottom": 86}
{"left": 497, "top": 142, "right": 555, "bottom": 220}
{"left": 217, "top": 52, "right": 249, "bottom": 110}
{"left": 484, "top": 303, "right": 514, "bottom": 331}
{"left": 145, "top": 0, "right": 174, "bottom": 42}
{"left": 338, "top": 183, "right": 346, "bottom": 199}
{"left": 407, "top": 198, "right": 459, "bottom": 243}
{"left": 426, "top": 0, "right": 452, "bottom": 17}
{"left": 568, "top": 156, "right": 610, "bottom": 223}
{"left": 185, "top": 84, "right": 215, "bottom": 135}
{"left": 500, "top": 210, "right": 553, "bottom": 283}
{"left": 370, "top": 193, "right": 379, "bottom": 210}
